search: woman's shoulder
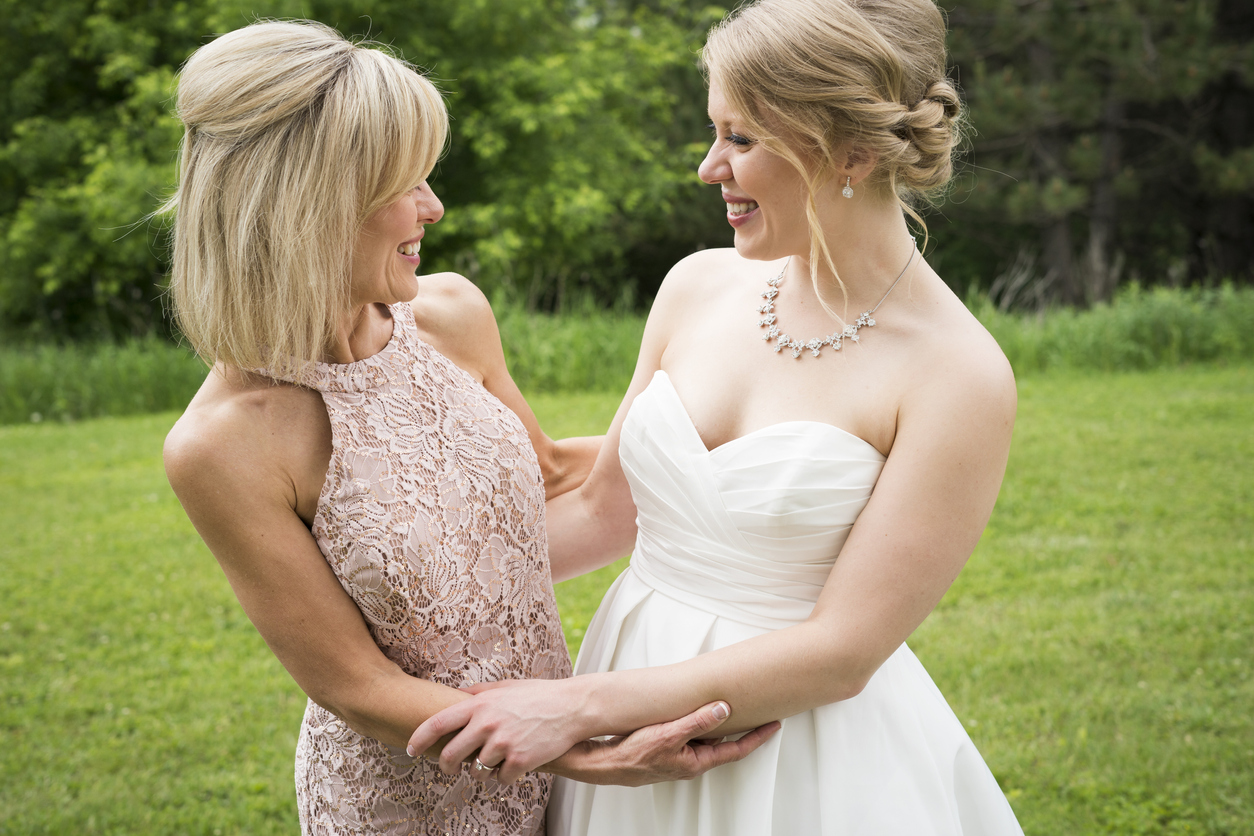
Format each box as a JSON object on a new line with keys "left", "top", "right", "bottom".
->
{"left": 409, "top": 272, "right": 496, "bottom": 346}
{"left": 662, "top": 247, "right": 780, "bottom": 285}
{"left": 410, "top": 272, "right": 491, "bottom": 323}
{"left": 897, "top": 277, "right": 1016, "bottom": 419}
{"left": 408, "top": 272, "right": 503, "bottom": 384}
{"left": 653, "top": 248, "right": 784, "bottom": 313}
{"left": 164, "top": 368, "right": 325, "bottom": 502}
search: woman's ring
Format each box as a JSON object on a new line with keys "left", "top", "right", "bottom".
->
{"left": 472, "top": 757, "right": 494, "bottom": 775}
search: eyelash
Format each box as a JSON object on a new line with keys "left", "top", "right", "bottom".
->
{"left": 707, "top": 122, "right": 753, "bottom": 148}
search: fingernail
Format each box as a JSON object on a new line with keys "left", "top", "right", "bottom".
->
{"left": 406, "top": 746, "right": 415, "bottom": 758}
{"left": 712, "top": 702, "right": 730, "bottom": 721}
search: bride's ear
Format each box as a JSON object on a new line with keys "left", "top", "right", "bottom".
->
{"left": 839, "top": 145, "right": 879, "bottom": 188}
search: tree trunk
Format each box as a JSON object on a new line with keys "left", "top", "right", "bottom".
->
{"left": 1029, "top": 39, "right": 1078, "bottom": 304}
{"left": 1085, "top": 92, "right": 1124, "bottom": 303}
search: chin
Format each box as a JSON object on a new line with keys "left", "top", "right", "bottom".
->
{"left": 733, "top": 233, "right": 784, "bottom": 263}
{"left": 390, "top": 273, "right": 420, "bottom": 303}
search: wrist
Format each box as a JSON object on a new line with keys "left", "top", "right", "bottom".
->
{"left": 538, "top": 740, "right": 620, "bottom": 785}
{"left": 570, "top": 672, "right": 611, "bottom": 739}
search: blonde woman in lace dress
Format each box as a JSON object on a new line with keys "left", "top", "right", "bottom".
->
{"left": 162, "top": 21, "right": 773, "bottom": 836}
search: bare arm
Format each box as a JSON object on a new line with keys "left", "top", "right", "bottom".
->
{"left": 164, "top": 403, "right": 468, "bottom": 751}
{"left": 540, "top": 266, "right": 702, "bottom": 581}
{"left": 408, "top": 331, "right": 1017, "bottom": 782}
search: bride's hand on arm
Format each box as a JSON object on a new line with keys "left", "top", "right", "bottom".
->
{"left": 407, "top": 681, "right": 780, "bottom": 785}
{"left": 542, "top": 703, "right": 781, "bottom": 787}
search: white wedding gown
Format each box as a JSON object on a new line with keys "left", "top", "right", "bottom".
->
{"left": 549, "top": 371, "right": 1023, "bottom": 836}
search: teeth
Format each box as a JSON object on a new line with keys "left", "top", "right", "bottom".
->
{"left": 728, "top": 201, "right": 759, "bottom": 216}
{"left": 397, "top": 241, "right": 422, "bottom": 256}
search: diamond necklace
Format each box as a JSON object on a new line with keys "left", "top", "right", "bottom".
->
{"left": 757, "top": 239, "right": 918, "bottom": 358}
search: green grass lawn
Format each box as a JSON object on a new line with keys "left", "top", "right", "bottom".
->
{"left": 1, "top": 367, "right": 1251, "bottom": 834}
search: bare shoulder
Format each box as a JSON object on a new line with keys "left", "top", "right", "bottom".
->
{"left": 900, "top": 279, "right": 1016, "bottom": 422}
{"left": 410, "top": 272, "right": 494, "bottom": 338}
{"left": 164, "top": 370, "right": 322, "bottom": 509}
{"left": 652, "top": 248, "right": 784, "bottom": 318}
{"left": 408, "top": 272, "right": 501, "bottom": 377}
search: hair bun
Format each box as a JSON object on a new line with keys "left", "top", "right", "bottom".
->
{"left": 891, "top": 79, "right": 961, "bottom": 191}
{"left": 914, "top": 80, "right": 961, "bottom": 119}
{"left": 176, "top": 22, "right": 353, "bottom": 141}
{"left": 704, "top": 0, "right": 963, "bottom": 202}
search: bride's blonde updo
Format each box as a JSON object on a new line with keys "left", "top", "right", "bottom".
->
{"left": 703, "top": 0, "right": 962, "bottom": 294}
{"left": 164, "top": 21, "right": 447, "bottom": 381}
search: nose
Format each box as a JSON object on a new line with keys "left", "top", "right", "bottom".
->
{"left": 414, "top": 181, "right": 445, "bottom": 224}
{"left": 697, "top": 141, "right": 729, "bottom": 185}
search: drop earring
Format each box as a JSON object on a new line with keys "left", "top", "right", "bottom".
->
{"left": 842, "top": 176, "right": 854, "bottom": 199}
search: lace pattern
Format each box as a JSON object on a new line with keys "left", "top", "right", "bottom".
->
{"left": 266, "top": 302, "right": 571, "bottom": 835}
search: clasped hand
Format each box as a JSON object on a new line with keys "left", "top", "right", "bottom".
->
{"left": 406, "top": 678, "right": 780, "bottom": 786}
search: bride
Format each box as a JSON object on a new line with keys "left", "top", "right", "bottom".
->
{"left": 410, "top": 0, "right": 1024, "bottom": 832}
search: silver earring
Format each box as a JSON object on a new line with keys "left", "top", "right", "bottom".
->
{"left": 842, "top": 176, "right": 854, "bottom": 199}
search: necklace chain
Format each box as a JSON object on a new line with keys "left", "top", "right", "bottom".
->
{"left": 757, "top": 238, "right": 918, "bottom": 358}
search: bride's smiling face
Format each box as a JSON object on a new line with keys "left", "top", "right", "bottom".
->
{"left": 698, "top": 79, "right": 814, "bottom": 262}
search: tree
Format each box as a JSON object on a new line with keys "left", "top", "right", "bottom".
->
{"left": 941, "top": 0, "right": 1254, "bottom": 307}
{"left": 0, "top": 0, "right": 730, "bottom": 338}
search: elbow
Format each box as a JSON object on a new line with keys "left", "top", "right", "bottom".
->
{"left": 302, "top": 685, "right": 366, "bottom": 736}
{"left": 335, "top": 703, "right": 384, "bottom": 741}
{"left": 809, "top": 630, "right": 879, "bottom": 703}
{"left": 832, "top": 673, "right": 870, "bottom": 702}
{"left": 536, "top": 440, "right": 560, "bottom": 483}
{"left": 301, "top": 669, "right": 393, "bottom": 743}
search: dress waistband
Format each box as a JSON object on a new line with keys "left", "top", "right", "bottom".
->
{"left": 629, "top": 532, "right": 826, "bottom": 632}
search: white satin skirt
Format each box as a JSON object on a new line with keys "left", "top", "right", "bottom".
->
{"left": 547, "top": 568, "right": 1024, "bottom": 836}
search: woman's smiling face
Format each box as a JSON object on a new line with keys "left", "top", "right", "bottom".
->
{"left": 698, "top": 78, "right": 813, "bottom": 262}
{"left": 349, "top": 180, "right": 445, "bottom": 307}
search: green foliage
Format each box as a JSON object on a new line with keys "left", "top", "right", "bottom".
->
{"left": 2, "top": 368, "right": 1252, "bottom": 832}
{"left": 940, "top": 0, "right": 1254, "bottom": 302}
{"left": 0, "top": 0, "right": 730, "bottom": 337}
{"left": 2, "top": 286, "right": 1253, "bottom": 424}
{"left": 495, "top": 301, "right": 645, "bottom": 394}
{"left": 361, "top": 0, "right": 727, "bottom": 306}
{"left": 0, "top": 0, "right": 212, "bottom": 338}
{"left": 2, "top": 0, "right": 1250, "bottom": 337}
{"left": 0, "top": 338, "right": 207, "bottom": 425}
{"left": 975, "top": 283, "right": 1254, "bottom": 374}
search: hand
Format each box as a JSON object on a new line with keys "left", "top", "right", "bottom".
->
{"left": 544, "top": 702, "right": 781, "bottom": 787}
{"left": 407, "top": 678, "right": 594, "bottom": 783}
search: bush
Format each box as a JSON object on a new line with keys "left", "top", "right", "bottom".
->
{"left": 0, "top": 338, "right": 206, "bottom": 425}
{"left": 975, "top": 284, "right": 1254, "bottom": 375}
{"left": 496, "top": 302, "right": 644, "bottom": 394}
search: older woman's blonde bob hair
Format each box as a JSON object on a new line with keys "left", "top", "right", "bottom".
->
{"left": 163, "top": 20, "right": 448, "bottom": 381}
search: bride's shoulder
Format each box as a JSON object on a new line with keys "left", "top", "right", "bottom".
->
{"left": 653, "top": 248, "right": 783, "bottom": 314}
{"left": 899, "top": 279, "right": 1016, "bottom": 416}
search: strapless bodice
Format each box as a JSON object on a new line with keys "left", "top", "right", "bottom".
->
{"left": 619, "top": 371, "right": 886, "bottom": 630}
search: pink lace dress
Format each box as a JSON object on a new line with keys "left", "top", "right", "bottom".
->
{"left": 264, "top": 301, "right": 571, "bottom": 835}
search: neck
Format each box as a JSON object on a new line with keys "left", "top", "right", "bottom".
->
{"left": 323, "top": 302, "right": 394, "bottom": 364}
{"left": 786, "top": 196, "right": 918, "bottom": 315}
